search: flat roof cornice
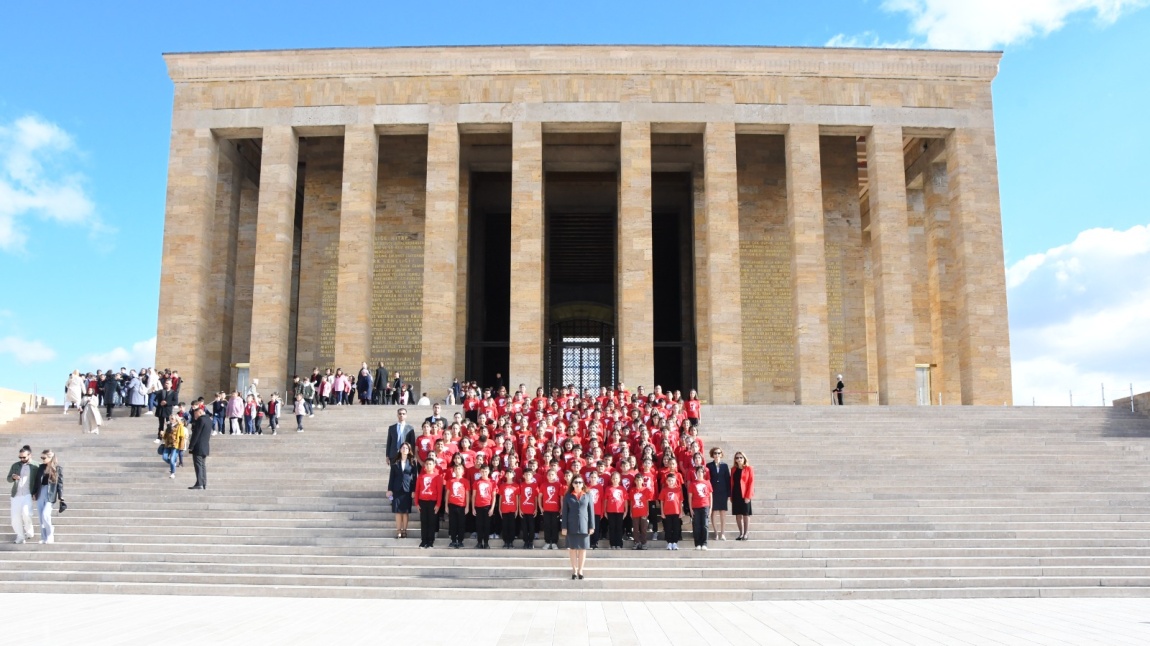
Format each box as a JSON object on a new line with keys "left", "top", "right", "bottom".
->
{"left": 164, "top": 45, "right": 1001, "bottom": 83}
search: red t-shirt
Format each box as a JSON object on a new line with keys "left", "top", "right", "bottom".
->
{"left": 416, "top": 473, "right": 443, "bottom": 502}
{"left": 629, "top": 487, "right": 651, "bottom": 518}
{"left": 689, "top": 479, "right": 713, "bottom": 509}
{"left": 473, "top": 479, "right": 495, "bottom": 508}
{"left": 605, "top": 485, "right": 627, "bottom": 514}
{"left": 499, "top": 483, "right": 519, "bottom": 514}
{"left": 660, "top": 486, "right": 683, "bottom": 516}
{"left": 446, "top": 477, "right": 470, "bottom": 507}
{"left": 540, "top": 482, "right": 563, "bottom": 512}
{"left": 685, "top": 400, "right": 701, "bottom": 418}
{"left": 415, "top": 434, "right": 437, "bottom": 461}
{"left": 519, "top": 482, "right": 539, "bottom": 515}
{"left": 588, "top": 482, "right": 605, "bottom": 516}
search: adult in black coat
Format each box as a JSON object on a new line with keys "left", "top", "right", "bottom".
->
{"left": 373, "top": 363, "right": 388, "bottom": 404}
{"left": 102, "top": 371, "right": 118, "bottom": 419}
{"left": 384, "top": 409, "right": 416, "bottom": 465}
{"left": 156, "top": 380, "right": 176, "bottom": 436}
{"left": 187, "top": 407, "right": 211, "bottom": 490}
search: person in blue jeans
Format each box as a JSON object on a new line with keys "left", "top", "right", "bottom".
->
{"left": 161, "top": 415, "right": 187, "bottom": 479}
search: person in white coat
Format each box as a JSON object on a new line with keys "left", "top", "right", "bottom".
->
{"left": 63, "top": 371, "right": 84, "bottom": 414}
{"left": 81, "top": 389, "right": 102, "bottom": 434}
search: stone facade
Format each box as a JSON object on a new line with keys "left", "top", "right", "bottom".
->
{"left": 158, "top": 45, "right": 1012, "bottom": 404}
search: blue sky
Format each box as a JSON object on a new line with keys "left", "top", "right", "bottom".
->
{"left": 1, "top": 0, "right": 1147, "bottom": 405}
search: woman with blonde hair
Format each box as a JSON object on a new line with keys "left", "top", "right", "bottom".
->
{"left": 161, "top": 413, "right": 187, "bottom": 479}
{"left": 731, "top": 451, "right": 755, "bottom": 541}
{"left": 31, "top": 449, "right": 64, "bottom": 544}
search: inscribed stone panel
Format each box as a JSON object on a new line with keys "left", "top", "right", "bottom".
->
{"left": 295, "top": 137, "right": 344, "bottom": 371}
{"left": 370, "top": 135, "right": 427, "bottom": 390}
{"left": 737, "top": 135, "right": 794, "bottom": 404}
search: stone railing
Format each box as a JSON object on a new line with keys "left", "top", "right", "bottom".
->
{"left": 0, "top": 387, "right": 47, "bottom": 426}
{"left": 1113, "top": 391, "right": 1150, "bottom": 417}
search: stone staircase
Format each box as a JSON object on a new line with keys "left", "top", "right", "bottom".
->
{"left": 1, "top": 403, "right": 1149, "bottom": 600}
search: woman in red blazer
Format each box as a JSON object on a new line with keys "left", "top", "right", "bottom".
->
{"left": 731, "top": 451, "right": 754, "bottom": 540}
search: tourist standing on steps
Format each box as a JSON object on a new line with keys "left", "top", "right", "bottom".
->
{"left": 63, "top": 371, "right": 84, "bottom": 414}
{"left": 560, "top": 475, "right": 594, "bottom": 580}
{"left": 374, "top": 362, "right": 388, "bottom": 405}
{"left": 155, "top": 379, "right": 176, "bottom": 440}
{"left": 689, "top": 466, "right": 713, "bottom": 550}
{"left": 834, "top": 374, "right": 845, "bottom": 405}
{"left": 731, "top": 451, "right": 754, "bottom": 540}
{"left": 80, "top": 389, "right": 102, "bottom": 434}
{"left": 188, "top": 406, "right": 211, "bottom": 490}
{"left": 226, "top": 391, "right": 243, "bottom": 435}
{"left": 707, "top": 447, "right": 731, "bottom": 540}
{"left": 659, "top": 471, "right": 684, "bottom": 550}
{"left": 293, "top": 394, "right": 306, "bottom": 432}
{"left": 127, "top": 370, "right": 147, "bottom": 417}
{"left": 387, "top": 442, "right": 417, "bottom": 538}
{"left": 102, "top": 370, "right": 118, "bottom": 420}
{"left": 161, "top": 413, "right": 186, "bottom": 479}
{"left": 31, "top": 449, "right": 63, "bottom": 544}
{"left": 416, "top": 458, "right": 442, "bottom": 548}
{"left": 8, "top": 446, "right": 35, "bottom": 544}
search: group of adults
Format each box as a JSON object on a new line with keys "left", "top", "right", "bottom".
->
{"left": 62, "top": 367, "right": 184, "bottom": 433}
{"left": 8, "top": 445, "right": 64, "bottom": 544}
{"left": 382, "top": 383, "right": 756, "bottom": 579}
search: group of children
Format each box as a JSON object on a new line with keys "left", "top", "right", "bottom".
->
{"left": 398, "top": 384, "right": 734, "bottom": 552}
{"left": 208, "top": 389, "right": 309, "bottom": 435}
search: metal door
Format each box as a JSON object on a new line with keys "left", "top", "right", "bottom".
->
{"left": 915, "top": 365, "right": 931, "bottom": 406}
{"left": 545, "top": 320, "right": 617, "bottom": 393}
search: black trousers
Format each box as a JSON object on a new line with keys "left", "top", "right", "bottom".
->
{"left": 692, "top": 507, "right": 709, "bottom": 546}
{"left": 105, "top": 404, "right": 114, "bottom": 419}
{"left": 193, "top": 455, "right": 207, "bottom": 488}
{"left": 607, "top": 512, "right": 625, "bottom": 547}
{"left": 634, "top": 517, "right": 649, "bottom": 545}
{"left": 419, "top": 500, "right": 437, "bottom": 546}
{"left": 542, "top": 511, "right": 560, "bottom": 545}
{"left": 520, "top": 513, "right": 537, "bottom": 545}
{"left": 500, "top": 513, "right": 517, "bottom": 545}
{"left": 130, "top": 405, "right": 142, "bottom": 417}
{"left": 589, "top": 514, "right": 602, "bottom": 547}
{"left": 664, "top": 514, "right": 683, "bottom": 544}
{"left": 474, "top": 505, "right": 491, "bottom": 546}
{"left": 449, "top": 504, "right": 467, "bottom": 543}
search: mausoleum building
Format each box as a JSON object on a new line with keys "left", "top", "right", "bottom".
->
{"left": 156, "top": 45, "right": 1012, "bottom": 405}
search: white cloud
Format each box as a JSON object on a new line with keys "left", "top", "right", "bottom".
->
{"left": 887, "top": 0, "right": 1148, "bottom": 49}
{"left": 0, "top": 336, "right": 57, "bottom": 364}
{"left": 829, "top": 0, "right": 1147, "bottom": 51}
{"left": 79, "top": 336, "right": 157, "bottom": 371}
{"left": 1008, "top": 224, "right": 1150, "bottom": 405}
{"left": 0, "top": 115, "right": 99, "bottom": 251}
{"left": 825, "top": 31, "right": 915, "bottom": 49}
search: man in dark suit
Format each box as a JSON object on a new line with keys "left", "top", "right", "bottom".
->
{"left": 424, "top": 403, "right": 446, "bottom": 429}
{"left": 155, "top": 379, "right": 176, "bottom": 438}
{"left": 373, "top": 363, "right": 388, "bottom": 405}
{"left": 188, "top": 406, "right": 211, "bottom": 490}
{"left": 385, "top": 408, "right": 415, "bottom": 465}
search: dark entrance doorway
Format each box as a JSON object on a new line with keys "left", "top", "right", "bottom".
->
{"left": 465, "top": 172, "right": 511, "bottom": 387}
{"left": 544, "top": 171, "right": 618, "bottom": 392}
{"left": 652, "top": 172, "right": 697, "bottom": 393}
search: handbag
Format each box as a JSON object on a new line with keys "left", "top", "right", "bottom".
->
{"left": 58, "top": 498, "right": 68, "bottom": 513}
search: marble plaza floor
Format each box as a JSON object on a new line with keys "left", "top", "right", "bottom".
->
{"left": 8, "top": 595, "right": 1150, "bottom": 645}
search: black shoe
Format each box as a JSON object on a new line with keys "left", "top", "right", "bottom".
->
{"left": 188, "top": 486, "right": 204, "bottom": 490}
{"left": 572, "top": 574, "right": 577, "bottom": 580}
{"left": 578, "top": 574, "right": 584, "bottom": 580}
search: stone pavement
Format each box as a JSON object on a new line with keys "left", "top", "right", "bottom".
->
{"left": 9, "top": 595, "right": 1150, "bottom": 645}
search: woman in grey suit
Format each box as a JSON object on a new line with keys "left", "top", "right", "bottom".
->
{"left": 31, "top": 449, "right": 63, "bottom": 544}
{"left": 560, "top": 475, "right": 595, "bottom": 580}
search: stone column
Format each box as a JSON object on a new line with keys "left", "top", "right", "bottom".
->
{"left": 249, "top": 126, "right": 299, "bottom": 397}
{"left": 924, "top": 161, "right": 962, "bottom": 405}
{"left": 334, "top": 125, "right": 379, "bottom": 371}
{"left": 785, "top": 124, "right": 833, "bottom": 404}
{"left": 946, "top": 128, "right": 1013, "bottom": 405}
{"left": 617, "top": 121, "right": 654, "bottom": 390}
{"left": 156, "top": 128, "right": 219, "bottom": 400}
{"left": 866, "top": 125, "right": 917, "bottom": 404}
{"left": 703, "top": 123, "right": 744, "bottom": 404}
{"left": 419, "top": 122, "right": 461, "bottom": 396}
{"left": 509, "top": 122, "right": 545, "bottom": 390}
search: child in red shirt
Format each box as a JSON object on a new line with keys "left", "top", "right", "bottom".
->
{"left": 416, "top": 459, "right": 443, "bottom": 548}
{"left": 586, "top": 471, "right": 605, "bottom": 550}
{"left": 540, "top": 469, "right": 563, "bottom": 550}
{"left": 605, "top": 471, "right": 628, "bottom": 549}
{"left": 469, "top": 464, "right": 496, "bottom": 549}
{"left": 519, "top": 470, "right": 539, "bottom": 549}
{"left": 660, "top": 472, "right": 684, "bottom": 550}
{"left": 497, "top": 470, "right": 520, "bottom": 548}
{"left": 629, "top": 474, "right": 652, "bottom": 550}
{"left": 689, "top": 466, "right": 714, "bottom": 550}
{"left": 446, "top": 464, "right": 470, "bottom": 548}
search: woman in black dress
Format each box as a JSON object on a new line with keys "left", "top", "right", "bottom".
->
{"left": 731, "top": 451, "right": 755, "bottom": 540}
{"left": 706, "top": 447, "right": 732, "bottom": 540}
{"left": 387, "top": 442, "right": 419, "bottom": 538}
